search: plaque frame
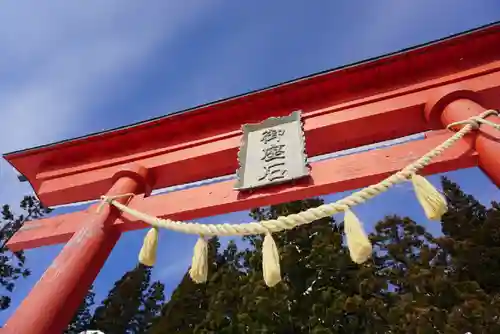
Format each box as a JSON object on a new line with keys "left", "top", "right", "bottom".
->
{"left": 234, "top": 110, "right": 310, "bottom": 191}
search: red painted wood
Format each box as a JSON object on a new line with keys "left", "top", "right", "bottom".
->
{"left": 3, "top": 23, "right": 500, "bottom": 207}
{"left": 426, "top": 89, "right": 500, "bottom": 186}
{"left": 36, "top": 59, "right": 500, "bottom": 183}
{"left": 3, "top": 165, "right": 148, "bottom": 334}
{"left": 3, "top": 24, "right": 500, "bottom": 334}
{"left": 21, "top": 66, "right": 500, "bottom": 207}
{"left": 7, "top": 131, "right": 478, "bottom": 251}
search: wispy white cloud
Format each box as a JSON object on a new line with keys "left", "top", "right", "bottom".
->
{"left": 1, "top": 0, "right": 499, "bottom": 322}
{"left": 0, "top": 0, "right": 221, "bottom": 207}
{"left": 156, "top": 253, "right": 192, "bottom": 281}
{"left": 0, "top": 2, "right": 225, "bottom": 321}
{"left": 64, "top": 0, "right": 500, "bottom": 286}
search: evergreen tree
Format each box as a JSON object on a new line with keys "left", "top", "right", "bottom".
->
{"left": 241, "top": 199, "right": 392, "bottom": 333}
{"left": 371, "top": 215, "right": 449, "bottom": 332}
{"left": 0, "top": 196, "right": 51, "bottom": 310}
{"left": 147, "top": 179, "right": 500, "bottom": 333}
{"left": 202, "top": 198, "right": 377, "bottom": 333}
{"left": 65, "top": 286, "right": 96, "bottom": 334}
{"left": 152, "top": 198, "right": 388, "bottom": 333}
{"left": 194, "top": 240, "right": 244, "bottom": 332}
{"left": 134, "top": 281, "right": 165, "bottom": 334}
{"left": 90, "top": 264, "right": 165, "bottom": 334}
{"left": 149, "top": 237, "right": 223, "bottom": 333}
{"left": 433, "top": 176, "right": 500, "bottom": 332}
{"left": 439, "top": 176, "right": 500, "bottom": 293}
{"left": 239, "top": 198, "right": 348, "bottom": 333}
{"left": 367, "top": 179, "right": 500, "bottom": 333}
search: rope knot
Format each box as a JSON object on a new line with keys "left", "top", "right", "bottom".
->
{"left": 446, "top": 109, "right": 499, "bottom": 131}
{"left": 85, "top": 108, "right": 498, "bottom": 287}
{"left": 96, "top": 193, "right": 135, "bottom": 213}
{"left": 100, "top": 195, "right": 111, "bottom": 203}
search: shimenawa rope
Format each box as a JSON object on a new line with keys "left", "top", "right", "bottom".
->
{"left": 100, "top": 110, "right": 499, "bottom": 286}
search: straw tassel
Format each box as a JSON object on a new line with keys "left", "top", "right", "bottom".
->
{"left": 138, "top": 227, "right": 159, "bottom": 267}
{"left": 344, "top": 209, "right": 372, "bottom": 264}
{"left": 262, "top": 232, "right": 281, "bottom": 287}
{"left": 411, "top": 174, "right": 448, "bottom": 220}
{"left": 189, "top": 236, "right": 208, "bottom": 284}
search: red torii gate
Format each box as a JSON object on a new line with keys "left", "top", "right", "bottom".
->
{"left": 2, "top": 22, "right": 500, "bottom": 333}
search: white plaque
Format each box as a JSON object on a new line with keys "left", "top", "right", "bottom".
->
{"left": 234, "top": 111, "right": 309, "bottom": 190}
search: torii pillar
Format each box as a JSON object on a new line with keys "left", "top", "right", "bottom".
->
{"left": 3, "top": 165, "right": 150, "bottom": 334}
{"left": 425, "top": 87, "right": 500, "bottom": 186}
{"left": 2, "top": 22, "right": 500, "bottom": 334}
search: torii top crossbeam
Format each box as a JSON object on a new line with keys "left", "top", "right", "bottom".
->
{"left": 2, "top": 22, "right": 500, "bottom": 334}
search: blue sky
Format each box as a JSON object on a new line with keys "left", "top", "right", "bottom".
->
{"left": 0, "top": 0, "right": 499, "bottom": 324}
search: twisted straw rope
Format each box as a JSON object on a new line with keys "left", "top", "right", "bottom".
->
{"left": 102, "top": 110, "right": 499, "bottom": 237}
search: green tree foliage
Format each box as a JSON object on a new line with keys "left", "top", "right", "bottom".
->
{"left": 7, "top": 176, "right": 485, "bottom": 332}
{"left": 65, "top": 286, "right": 96, "bottom": 334}
{"left": 134, "top": 280, "right": 165, "bottom": 333}
{"left": 433, "top": 176, "right": 500, "bottom": 333}
{"left": 148, "top": 177, "right": 500, "bottom": 333}
{"left": 151, "top": 198, "right": 385, "bottom": 333}
{"left": 439, "top": 176, "right": 500, "bottom": 293}
{"left": 239, "top": 198, "right": 375, "bottom": 333}
{"left": 149, "top": 237, "right": 224, "bottom": 333}
{"left": 90, "top": 264, "right": 165, "bottom": 334}
{"left": 371, "top": 215, "right": 451, "bottom": 332}
{"left": 0, "top": 196, "right": 51, "bottom": 311}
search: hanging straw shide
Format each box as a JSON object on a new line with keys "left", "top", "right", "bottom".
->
{"left": 344, "top": 209, "right": 372, "bottom": 264}
{"left": 411, "top": 174, "right": 448, "bottom": 220}
{"left": 262, "top": 232, "right": 281, "bottom": 287}
{"left": 189, "top": 236, "right": 208, "bottom": 283}
{"left": 138, "top": 227, "right": 159, "bottom": 267}
{"left": 98, "top": 111, "right": 499, "bottom": 289}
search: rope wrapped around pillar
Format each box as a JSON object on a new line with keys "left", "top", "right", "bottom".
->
{"left": 100, "top": 111, "right": 499, "bottom": 287}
